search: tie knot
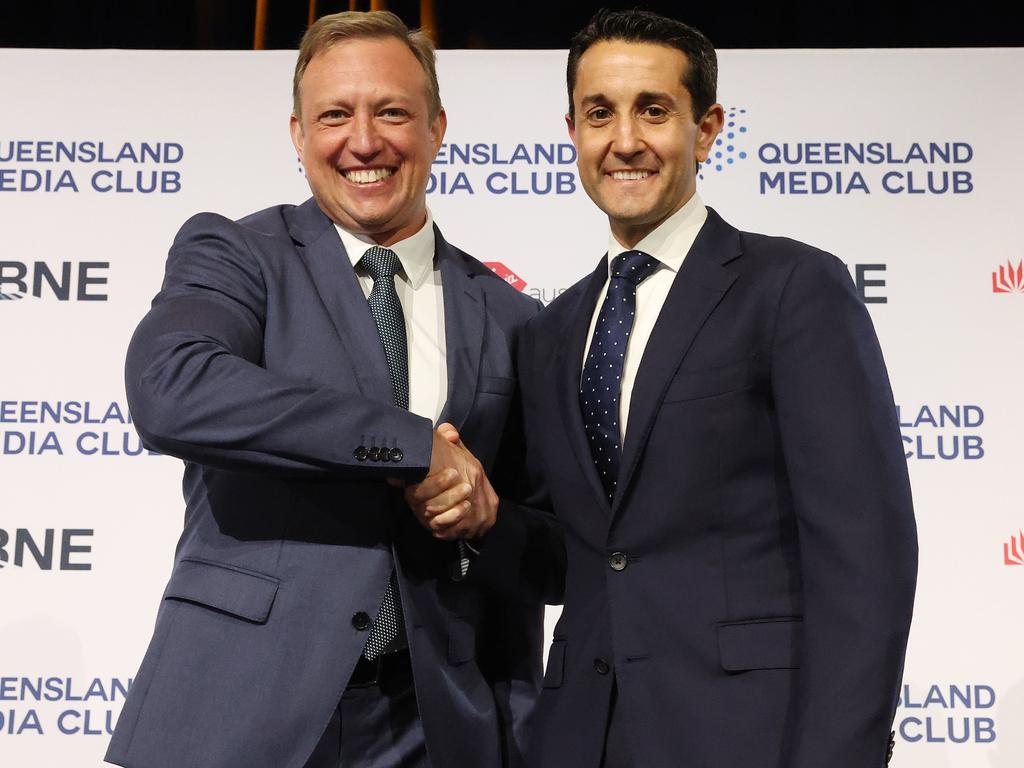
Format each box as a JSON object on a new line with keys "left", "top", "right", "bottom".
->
{"left": 360, "top": 246, "right": 400, "bottom": 283}
{"left": 610, "top": 250, "right": 659, "bottom": 286}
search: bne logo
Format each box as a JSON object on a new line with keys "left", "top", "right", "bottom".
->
{"left": 1004, "top": 531, "right": 1024, "bottom": 565}
{"left": 0, "top": 528, "right": 93, "bottom": 570}
{"left": 0, "top": 261, "right": 109, "bottom": 301}
{"left": 484, "top": 262, "right": 527, "bottom": 292}
{"left": 991, "top": 260, "right": 1023, "bottom": 293}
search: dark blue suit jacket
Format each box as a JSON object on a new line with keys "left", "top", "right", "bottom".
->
{"left": 519, "top": 209, "right": 917, "bottom": 768}
{"left": 105, "top": 199, "right": 543, "bottom": 768}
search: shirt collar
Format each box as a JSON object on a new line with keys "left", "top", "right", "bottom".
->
{"left": 606, "top": 192, "right": 707, "bottom": 275}
{"left": 335, "top": 209, "right": 436, "bottom": 289}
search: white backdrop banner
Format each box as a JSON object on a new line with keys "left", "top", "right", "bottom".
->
{"left": 1, "top": 47, "right": 1021, "bottom": 767}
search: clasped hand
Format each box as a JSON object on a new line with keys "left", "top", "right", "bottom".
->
{"left": 402, "top": 423, "right": 497, "bottom": 541}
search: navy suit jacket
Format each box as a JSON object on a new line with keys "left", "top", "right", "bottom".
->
{"left": 519, "top": 208, "right": 918, "bottom": 768}
{"left": 105, "top": 199, "right": 543, "bottom": 768}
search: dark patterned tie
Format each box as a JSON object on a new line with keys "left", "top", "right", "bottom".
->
{"left": 359, "top": 246, "right": 408, "bottom": 659}
{"left": 580, "top": 250, "right": 660, "bottom": 502}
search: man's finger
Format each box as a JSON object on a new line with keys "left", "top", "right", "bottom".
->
{"left": 430, "top": 501, "right": 471, "bottom": 531}
{"left": 423, "top": 483, "right": 473, "bottom": 515}
{"left": 405, "top": 468, "right": 460, "bottom": 503}
{"left": 437, "top": 422, "right": 462, "bottom": 445}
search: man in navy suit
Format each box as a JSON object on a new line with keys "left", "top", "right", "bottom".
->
{"left": 106, "top": 11, "right": 544, "bottom": 768}
{"left": 515, "top": 10, "right": 918, "bottom": 768}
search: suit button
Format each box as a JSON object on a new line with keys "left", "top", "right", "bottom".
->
{"left": 368, "top": 447, "right": 380, "bottom": 462}
{"left": 353, "top": 446, "right": 368, "bottom": 461}
{"left": 608, "top": 552, "right": 628, "bottom": 571}
{"left": 593, "top": 658, "right": 610, "bottom": 675}
{"left": 389, "top": 447, "right": 404, "bottom": 463}
{"left": 351, "top": 611, "right": 371, "bottom": 631}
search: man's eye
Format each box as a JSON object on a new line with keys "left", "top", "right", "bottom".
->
{"left": 320, "top": 110, "right": 349, "bottom": 123}
{"left": 587, "top": 108, "right": 612, "bottom": 124}
{"left": 380, "top": 108, "right": 409, "bottom": 121}
{"left": 643, "top": 106, "right": 668, "bottom": 119}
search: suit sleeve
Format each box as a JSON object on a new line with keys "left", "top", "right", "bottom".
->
{"left": 464, "top": 311, "right": 566, "bottom": 606}
{"left": 473, "top": 306, "right": 565, "bottom": 768}
{"left": 769, "top": 251, "right": 917, "bottom": 767}
{"left": 125, "top": 213, "right": 433, "bottom": 480}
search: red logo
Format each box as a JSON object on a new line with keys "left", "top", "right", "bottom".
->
{"left": 484, "top": 262, "right": 527, "bottom": 291}
{"left": 1004, "top": 531, "right": 1024, "bottom": 565}
{"left": 992, "top": 260, "right": 1024, "bottom": 293}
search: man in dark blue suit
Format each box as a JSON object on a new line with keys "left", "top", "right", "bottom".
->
{"left": 516, "top": 10, "right": 918, "bottom": 768}
{"left": 105, "top": 11, "right": 544, "bottom": 768}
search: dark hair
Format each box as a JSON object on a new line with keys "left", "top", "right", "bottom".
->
{"left": 566, "top": 9, "right": 718, "bottom": 122}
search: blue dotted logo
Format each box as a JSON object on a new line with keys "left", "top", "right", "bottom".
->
{"left": 699, "top": 106, "right": 749, "bottom": 180}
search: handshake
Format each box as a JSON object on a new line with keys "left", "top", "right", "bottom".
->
{"left": 398, "top": 423, "right": 498, "bottom": 542}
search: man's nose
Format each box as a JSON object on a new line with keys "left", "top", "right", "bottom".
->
{"left": 611, "top": 116, "right": 644, "bottom": 157}
{"left": 348, "top": 113, "right": 383, "bottom": 157}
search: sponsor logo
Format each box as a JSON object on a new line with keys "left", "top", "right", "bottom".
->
{"left": 482, "top": 263, "right": 568, "bottom": 305}
{"left": 992, "top": 260, "right": 1024, "bottom": 293}
{"left": 484, "top": 262, "right": 527, "bottom": 291}
{"left": 0, "top": 261, "right": 109, "bottom": 302}
{"left": 699, "top": 106, "right": 750, "bottom": 180}
{"left": 897, "top": 404, "right": 984, "bottom": 461}
{"left": 1004, "top": 531, "right": 1024, "bottom": 565}
{"left": 0, "top": 528, "right": 93, "bottom": 571}
{"left": 896, "top": 683, "right": 996, "bottom": 744}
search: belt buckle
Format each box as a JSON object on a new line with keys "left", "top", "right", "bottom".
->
{"left": 348, "top": 654, "right": 384, "bottom": 688}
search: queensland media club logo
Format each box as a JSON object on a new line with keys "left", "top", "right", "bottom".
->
{"left": 698, "top": 106, "right": 750, "bottom": 181}
{"left": 0, "top": 260, "right": 109, "bottom": 301}
{"left": 1004, "top": 530, "right": 1024, "bottom": 565}
{"left": 0, "top": 528, "right": 94, "bottom": 571}
{"left": 991, "top": 260, "right": 1023, "bottom": 293}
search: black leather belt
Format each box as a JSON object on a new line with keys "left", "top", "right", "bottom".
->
{"left": 347, "top": 648, "right": 412, "bottom": 689}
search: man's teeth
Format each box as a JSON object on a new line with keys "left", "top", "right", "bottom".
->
{"left": 345, "top": 168, "right": 393, "bottom": 184}
{"left": 610, "top": 170, "right": 651, "bottom": 180}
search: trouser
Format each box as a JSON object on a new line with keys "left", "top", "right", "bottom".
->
{"left": 303, "top": 650, "right": 431, "bottom": 768}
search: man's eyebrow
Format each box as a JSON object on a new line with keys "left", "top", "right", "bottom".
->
{"left": 579, "top": 93, "right": 611, "bottom": 108}
{"left": 635, "top": 90, "right": 676, "bottom": 105}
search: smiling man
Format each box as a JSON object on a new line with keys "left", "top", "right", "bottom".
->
{"left": 517, "top": 9, "right": 918, "bottom": 768}
{"left": 105, "top": 11, "right": 544, "bottom": 768}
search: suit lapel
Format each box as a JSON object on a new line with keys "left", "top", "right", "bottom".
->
{"left": 556, "top": 258, "right": 615, "bottom": 517}
{"left": 613, "top": 209, "right": 741, "bottom": 514}
{"left": 287, "top": 199, "right": 394, "bottom": 405}
{"left": 436, "top": 228, "right": 484, "bottom": 430}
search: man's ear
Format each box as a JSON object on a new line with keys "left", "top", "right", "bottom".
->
{"left": 566, "top": 113, "right": 577, "bottom": 146}
{"left": 289, "top": 113, "right": 304, "bottom": 157}
{"left": 431, "top": 107, "right": 448, "bottom": 154}
{"left": 694, "top": 103, "right": 725, "bottom": 165}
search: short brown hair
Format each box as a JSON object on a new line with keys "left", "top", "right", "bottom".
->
{"left": 293, "top": 11, "right": 441, "bottom": 120}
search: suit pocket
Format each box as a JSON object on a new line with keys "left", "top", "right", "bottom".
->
{"left": 163, "top": 557, "right": 280, "bottom": 624}
{"left": 543, "top": 638, "right": 567, "bottom": 688}
{"left": 717, "top": 617, "right": 803, "bottom": 672}
{"left": 663, "top": 356, "right": 757, "bottom": 403}
{"left": 478, "top": 375, "right": 515, "bottom": 396}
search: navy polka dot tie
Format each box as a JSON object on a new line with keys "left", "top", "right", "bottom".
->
{"left": 580, "top": 250, "right": 659, "bottom": 502}
{"left": 359, "top": 246, "right": 408, "bottom": 659}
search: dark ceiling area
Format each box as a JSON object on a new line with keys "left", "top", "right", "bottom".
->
{"left": 1, "top": 0, "right": 1021, "bottom": 50}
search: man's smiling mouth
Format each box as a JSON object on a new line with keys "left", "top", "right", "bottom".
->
{"left": 343, "top": 168, "right": 395, "bottom": 184}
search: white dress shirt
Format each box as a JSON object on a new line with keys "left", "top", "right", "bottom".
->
{"left": 582, "top": 193, "right": 708, "bottom": 442}
{"left": 335, "top": 213, "right": 447, "bottom": 423}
